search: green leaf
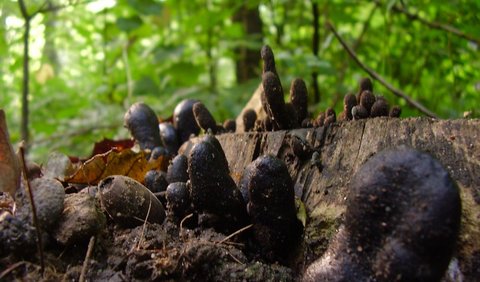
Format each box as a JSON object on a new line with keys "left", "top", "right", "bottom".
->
{"left": 126, "top": 0, "right": 162, "bottom": 15}
{"left": 116, "top": 16, "right": 143, "bottom": 33}
{"left": 133, "top": 76, "right": 159, "bottom": 96}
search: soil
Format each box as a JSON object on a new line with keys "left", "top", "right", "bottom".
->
{"left": 0, "top": 215, "right": 301, "bottom": 281}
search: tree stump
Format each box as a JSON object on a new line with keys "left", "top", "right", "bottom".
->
{"left": 206, "top": 117, "right": 479, "bottom": 280}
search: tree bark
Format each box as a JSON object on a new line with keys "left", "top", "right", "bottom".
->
{"left": 311, "top": 0, "right": 320, "bottom": 103}
{"left": 42, "top": 0, "right": 59, "bottom": 71}
{"left": 184, "top": 117, "right": 480, "bottom": 279}
{"left": 232, "top": 3, "right": 262, "bottom": 83}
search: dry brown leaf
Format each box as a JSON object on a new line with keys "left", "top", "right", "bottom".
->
{"left": 64, "top": 149, "right": 168, "bottom": 185}
{"left": 0, "top": 110, "right": 20, "bottom": 197}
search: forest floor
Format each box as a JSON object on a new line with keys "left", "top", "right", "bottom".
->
{"left": 0, "top": 213, "right": 326, "bottom": 281}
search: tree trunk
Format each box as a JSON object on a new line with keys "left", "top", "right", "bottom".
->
{"left": 232, "top": 3, "right": 262, "bottom": 83}
{"left": 21, "top": 12, "right": 31, "bottom": 147}
{"left": 311, "top": 0, "right": 320, "bottom": 103}
{"left": 185, "top": 117, "right": 480, "bottom": 279}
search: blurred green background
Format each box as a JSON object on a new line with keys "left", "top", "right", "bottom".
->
{"left": 1, "top": 0, "right": 479, "bottom": 162}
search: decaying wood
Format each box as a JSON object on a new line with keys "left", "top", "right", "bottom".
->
{"left": 235, "top": 83, "right": 266, "bottom": 133}
{"left": 213, "top": 117, "right": 479, "bottom": 279}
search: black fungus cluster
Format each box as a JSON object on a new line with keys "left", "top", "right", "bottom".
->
{"left": 119, "top": 45, "right": 415, "bottom": 267}
{"left": 346, "top": 77, "right": 401, "bottom": 120}
{"left": 303, "top": 147, "right": 461, "bottom": 282}
{"left": 161, "top": 134, "right": 303, "bottom": 263}
{"left": 254, "top": 45, "right": 308, "bottom": 132}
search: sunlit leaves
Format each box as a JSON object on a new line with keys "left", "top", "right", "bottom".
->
{"left": 126, "top": 0, "right": 162, "bottom": 16}
{"left": 0, "top": 0, "right": 479, "bottom": 163}
{"left": 116, "top": 15, "right": 143, "bottom": 33}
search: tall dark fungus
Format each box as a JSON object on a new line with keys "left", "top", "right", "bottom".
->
{"left": 262, "top": 71, "right": 292, "bottom": 130}
{"left": 303, "top": 147, "right": 461, "bottom": 282}
{"left": 173, "top": 99, "right": 201, "bottom": 144}
{"left": 290, "top": 78, "right": 309, "bottom": 125}
{"left": 246, "top": 155, "right": 303, "bottom": 263}
{"left": 159, "top": 122, "right": 179, "bottom": 155}
{"left": 192, "top": 101, "right": 218, "bottom": 134}
{"left": 124, "top": 102, "right": 163, "bottom": 150}
{"left": 188, "top": 135, "right": 247, "bottom": 233}
{"left": 166, "top": 154, "right": 189, "bottom": 184}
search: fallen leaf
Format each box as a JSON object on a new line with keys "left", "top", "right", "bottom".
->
{"left": 64, "top": 149, "right": 169, "bottom": 185}
{"left": 69, "top": 138, "right": 135, "bottom": 163}
{"left": 89, "top": 138, "right": 135, "bottom": 158}
{"left": 0, "top": 110, "right": 20, "bottom": 197}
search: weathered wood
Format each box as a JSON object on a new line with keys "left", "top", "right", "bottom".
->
{"left": 215, "top": 117, "right": 480, "bottom": 280}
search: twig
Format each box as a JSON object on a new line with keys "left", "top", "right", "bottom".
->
{"left": 136, "top": 194, "right": 152, "bottom": 250}
{"left": 331, "top": 2, "right": 378, "bottom": 108}
{"left": 79, "top": 236, "right": 96, "bottom": 282}
{"left": 226, "top": 250, "right": 244, "bottom": 265}
{"left": 327, "top": 21, "right": 438, "bottom": 118}
{"left": 217, "top": 224, "right": 253, "bottom": 245}
{"left": 180, "top": 213, "right": 194, "bottom": 234}
{"left": 19, "top": 142, "right": 45, "bottom": 276}
{"left": 0, "top": 261, "right": 27, "bottom": 280}
{"left": 385, "top": 1, "right": 480, "bottom": 45}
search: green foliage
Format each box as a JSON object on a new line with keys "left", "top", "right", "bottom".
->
{"left": 0, "top": 0, "right": 479, "bottom": 162}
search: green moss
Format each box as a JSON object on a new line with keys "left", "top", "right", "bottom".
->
{"left": 305, "top": 203, "right": 345, "bottom": 258}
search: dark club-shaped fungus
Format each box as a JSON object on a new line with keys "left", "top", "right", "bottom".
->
{"left": 144, "top": 170, "right": 169, "bottom": 193}
{"left": 247, "top": 155, "right": 303, "bottom": 263}
{"left": 352, "top": 105, "right": 369, "bottom": 120}
{"left": 359, "top": 90, "right": 376, "bottom": 115}
{"left": 370, "top": 98, "right": 389, "bottom": 118}
{"left": 324, "top": 108, "right": 336, "bottom": 126}
{"left": 173, "top": 99, "right": 201, "bottom": 144}
{"left": 303, "top": 147, "right": 461, "bottom": 282}
{"left": 159, "top": 122, "right": 179, "bottom": 155}
{"left": 290, "top": 78, "right": 309, "bottom": 124}
{"left": 166, "top": 154, "right": 189, "bottom": 184}
{"left": 343, "top": 93, "right": 357, "bottom": 120}
{"left": 166, "top": 182, "right": 192, "bottom": 222}
{"left": 192, "top": 101, "right": 218, "bottom": 134}
{"left": 124, "top": 102, "right": 163, "bottom": 150}
{"left": 223, "top": 119, "right": 236, "bottom": 133}
{"left": 357, "top": 77, "right": 373, "bottom": 103}
{"left": 242, "top": 109, "right": 257, "bottom": 132}
{"left": 188, "top": 136, "right": 247, "bottom": 232}
{"left": 261, "top": 45, "right": 278, "bottom": 76}
{"left": 390, "top": 105, "right": 402, "bottom": 118}
{"left": 262, "top": 71, "right": 291, "bottom": 130}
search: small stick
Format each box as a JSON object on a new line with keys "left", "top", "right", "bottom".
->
{"left": 79, "top": 236, "right": 96, "bottom": 282}
{"left": 226, "top": 250, "right": 244, "bottom": 265}
{"left": 179, "top": 213, "right": 193, "bottom": 235}
{"left": 0, "top": 261, "right": 27, "bottom": 280}
{"left": 19, "top": 142, "right": 45, "bottom": 275}
{"left": 136, "top": 195, "right": 152, "bottom": 250}
{"left": 218, "top": 224, "right": 253, "bottom": 244}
